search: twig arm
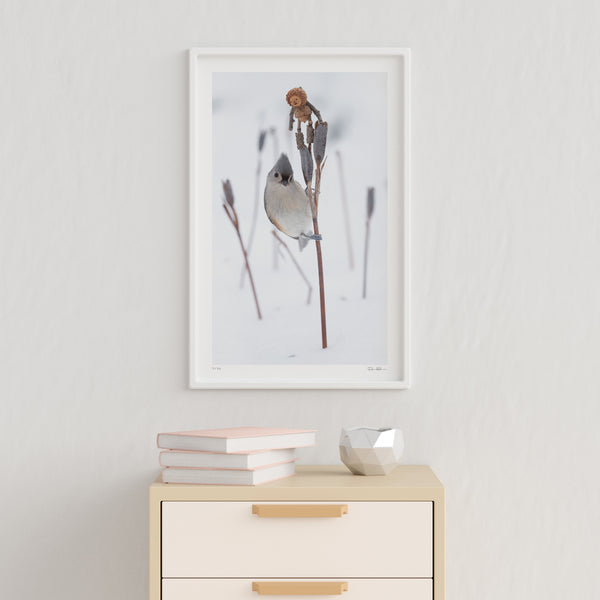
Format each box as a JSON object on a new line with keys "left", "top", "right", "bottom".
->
{"left": 306, "top": 100, "right": 322, "bottom": 123}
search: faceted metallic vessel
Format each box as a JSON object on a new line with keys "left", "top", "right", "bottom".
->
{"left": 339, "top": 427, "right": 404, "bottom": 475}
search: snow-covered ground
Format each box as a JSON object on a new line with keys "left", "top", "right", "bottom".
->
{"left": 210, "top": 71, "right": 389, "bottom": 365}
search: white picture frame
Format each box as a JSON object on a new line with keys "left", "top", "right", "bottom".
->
{"left": 190, "top": 47, "right": 410, "bottom": 389}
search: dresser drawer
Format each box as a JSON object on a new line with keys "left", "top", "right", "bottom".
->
{"left": 162, "top": 501, "right": 432, "bottom": 578}
{"left": 163, "top": 578, "right": 432, "bottom": 600}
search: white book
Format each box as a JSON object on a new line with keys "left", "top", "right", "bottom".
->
{"left": 159, "top": 448, "right": 297, "bottom": 470}
{"left": 161, "top": 461, "right": 296, "bottom": 486}
{"left": 157, "top": 427, "right": 316, "bottom": 453}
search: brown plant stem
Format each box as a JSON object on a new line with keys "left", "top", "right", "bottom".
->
{"left": 289, "top": 93, "right": 328, "bottom": 349}
{"left": 272, "top": 230, "right": 312, "bottom": 305}
{"left": 223, "top": 199, "right": 262, "bottom": 320}
{"left": 307, "top": 157, "right": 327, "bottom": 348}
{"left": 312, "top": 217, "right": 327, "bottom": 348}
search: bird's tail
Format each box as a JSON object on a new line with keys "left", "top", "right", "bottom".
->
{"left": 298, "top": 236, "right": 310, "bottom": 251}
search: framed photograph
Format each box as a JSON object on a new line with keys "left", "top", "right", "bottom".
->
{"left": 190, "top": 48, "right": 410, "bottom": 389}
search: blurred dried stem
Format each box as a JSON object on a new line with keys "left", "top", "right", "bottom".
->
{"left": 241, "top": 128, "right": 268, "bottom": 288}
{"left": 336, "top": 150, "right": 355, "bottom": 270}
{"left": 362, "top": 187, "right": 375, "bottom": 299}
{"left": 222, "top": 179, "right": 262, "bottom": 320}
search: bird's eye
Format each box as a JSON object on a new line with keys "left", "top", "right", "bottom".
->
{"left": 274, "top": 172, "right": 279, "bottom": 178}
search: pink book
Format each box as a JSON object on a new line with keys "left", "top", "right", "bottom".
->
{"left": 156, "top": 427, "right": 316, "bottom": 453}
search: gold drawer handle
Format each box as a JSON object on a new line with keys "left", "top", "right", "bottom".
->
{"left": 252, "top": 582, "right": 348, "bottom": 595}
{"left": 251, "top": 504, "right": 348, "bottom": 518}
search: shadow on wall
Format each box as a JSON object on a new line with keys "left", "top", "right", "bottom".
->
{"left": 12, "top": 469, "right": 155, "bottom": 600}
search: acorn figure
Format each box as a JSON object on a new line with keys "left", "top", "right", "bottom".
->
{"left": 286, "top": 87, "right": 322, "bottom": 132}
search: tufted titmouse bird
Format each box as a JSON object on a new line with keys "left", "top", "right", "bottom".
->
{"left": 264, "top": 153, "right": 322, "bottom": 251}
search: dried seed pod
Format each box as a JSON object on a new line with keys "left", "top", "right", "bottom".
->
{"left": 222, "top": 179, "right": 234, "bottom": 207}
{"left": 295, "top": 130, "right": 305, "bottom": 150}
{"left": 307, "top": 122, "right": 314, "bottom": 144}
{"left": 314, "top": 121, "right": 328, "bottom": 165}
{"left": 300, "top": 146, "right": 314, "bottom": 184}
{"left": 258, "top": 130, "right": 267, "bottom": 152}
{"left": 367, "top": 187, "right": 375, "bottom": 219}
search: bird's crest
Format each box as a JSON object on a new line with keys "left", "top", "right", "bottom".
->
{"left": 272, "top": 153, "right": 293, "bottom": 178}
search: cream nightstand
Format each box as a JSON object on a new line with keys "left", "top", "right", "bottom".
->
{"left": 149, "top": 465, "right": 445, "bottom": 599}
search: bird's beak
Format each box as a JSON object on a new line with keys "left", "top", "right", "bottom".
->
{"left": 281, "top": 178, "right": 289, "bottom": 186}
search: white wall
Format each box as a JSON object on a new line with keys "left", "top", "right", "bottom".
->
{"left": 2, "top": 1, "right": 599, "bottom": 598}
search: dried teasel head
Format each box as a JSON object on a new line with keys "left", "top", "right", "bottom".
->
{"left": 299, "top": 146, "right": 314, "bottom": 184}
{"left": 286, "top": 87, "right": 308, "bottom": 108}
{"left": 222, "top": 179, "right": 235, "bottom": 207}
{"left": 367, "top": 187, "right": 375, "bottom": 219}
{"left": 313, "top": 121, "right": 328, "bottom": 165}
{"left": 307, "top": 122, "right": 314, "bottom": 144}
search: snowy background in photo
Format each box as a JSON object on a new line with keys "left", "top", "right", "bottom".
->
{"left": 211, "top": 71, "right": 389, "bottom": 365}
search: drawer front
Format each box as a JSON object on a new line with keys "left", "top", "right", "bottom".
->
{"left": 163, "top": 578, "right": 432, "bottom": 600}
{"left": 162, "top": 501, "right": 432, "bottom": 578}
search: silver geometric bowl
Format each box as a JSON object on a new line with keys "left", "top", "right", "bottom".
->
{"left": 339, "top": 427, "right": 404, "bottom": 476}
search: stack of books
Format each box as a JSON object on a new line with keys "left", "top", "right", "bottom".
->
{"left": 156, "top": 427, "right": 316, "bottom": 485}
